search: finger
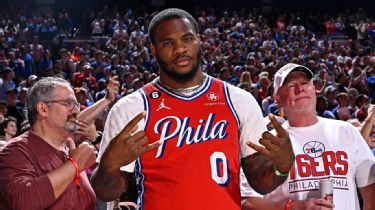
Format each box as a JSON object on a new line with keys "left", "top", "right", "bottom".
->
{"left": 268, "top": 114, "right": 287, "bottom": 137}
{"left": 76, "top": 127, "right": 89, "bottom": 134}
{"left": 259, "top": 138, "right": 279, "bottom": 151}
{"left": 110, "top": 75, "right": 119, "bottom": 82}
{"left": 262, "top": 131, "right": 281, "bottom": 146}
{"left": 66, "top": 137, "right": 76, "bottom": 150}
{"left": 133, "top": 137, "right": 148, "bottom": 150}
{"left": 247, "top": 141, "right": 271, "bottom": 156}
{"left": 127, "top": 130, "right": 146, "bottom": 144}
{"left": 138, "top": 140, "right": 161, "bottom": 155}
{"left": 313, "top": 198, "right": 335, "bottom": 207}
{"left": 79, "top": 141, "right": 90, "bottom": 147}
{"left": 118, "top": 112, "right": 146, "bottom": 139}
{"left": 75, "top": 130, "right": 88, "bottom": 136}
{"left": 109, "top": 76, "right": 120, "bottom": 87}
{"left": 77, "top": 120, "right": 90, "bottom": 126}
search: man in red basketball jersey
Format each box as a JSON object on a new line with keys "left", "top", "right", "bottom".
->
{"left": 92, "top": 8, "right": 294, "bottom": 210}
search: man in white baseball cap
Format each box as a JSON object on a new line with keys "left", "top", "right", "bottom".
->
{"left": 241, "top": 63, "right": 375, "bottom": 210}
{"left": 273, "top": 63, "right": 314, "bottom": 95}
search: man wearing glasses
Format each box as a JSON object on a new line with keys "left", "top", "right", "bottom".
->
{"left": 0, "top": 77, "right": 97, "bottom": 210}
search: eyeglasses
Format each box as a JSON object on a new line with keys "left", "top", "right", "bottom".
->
{"left": 43, "top": 99, "right": 80, "bottom": 111}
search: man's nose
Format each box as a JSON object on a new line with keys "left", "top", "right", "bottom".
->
{"left": 174, "top": 40, "right": 187, "bottom": 53}
{"left": 295, "top": 83, "right": 305, "bottom": 93}
{"left": 71, "top": 105, "right": 80, "bottom": 113}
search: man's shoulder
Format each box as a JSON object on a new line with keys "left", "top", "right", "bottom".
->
{"left": 224, "top": 81, "right": 257, "bottom": 104}
{"left": 111, "top": 91, "right": 144, "bottom": 114}
{"left": 319, "top": 116, "right": 350, "bottom": 125}
{"left": 1, "top": 132, "right": 33, "bottom": 154}
{"left": 318, "top": 117, "right": 357, "bottom": 130}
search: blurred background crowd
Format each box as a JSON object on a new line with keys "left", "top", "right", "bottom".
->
{"left": 0, "top": 1, "right": 375, "bottom": 150}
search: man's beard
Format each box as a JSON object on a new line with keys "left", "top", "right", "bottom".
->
{"left": 64, "top": 115, "right": 77, "bottom": 133}
{"left": 156, "top": 48, "right": 202, "bottom": 84}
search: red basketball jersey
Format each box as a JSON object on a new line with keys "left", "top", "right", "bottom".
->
{"left": 136, "top": 76, "right": 241, "bottom": 210}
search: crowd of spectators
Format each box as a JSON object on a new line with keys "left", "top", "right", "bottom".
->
{"left": 0, "top": 5, "right": 375, "bottom": 149}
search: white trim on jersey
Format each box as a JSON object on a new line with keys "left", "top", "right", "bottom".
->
{"left": 135, "top": 158, "right": 145, "bottom": 209}
{"left": 223, "top": 82, "right": 240, "bottom": 128}
{"left": 153, "top": 75, "right": 212, "bottom": 101}
{"left": 140, "top": 89, "right": 150, "bottom": 130}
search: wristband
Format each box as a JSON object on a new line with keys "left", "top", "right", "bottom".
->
{"left": 284, "top": 198, "right": 294, "bottom": 210}
{"left": 67, "top": 157, "right": 85, "bottom": 195}
{"left": 273, "top": 165, "right": 289, "bottom": 177}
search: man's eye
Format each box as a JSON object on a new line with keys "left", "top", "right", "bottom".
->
{"left": 184, "top": 37, "right": 194, "bottom": 42}
{"left": 162, "top": 42, "right": 172, "bottom": 47}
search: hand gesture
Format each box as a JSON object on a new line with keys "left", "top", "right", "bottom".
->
{"left": 101, "top": 112, "right": 161, "bottom": 169}
{"left": 76, "top": 120, "right": 97, "bottom": 142}
{"left": 105, "top": 76, "right": 120, "bottom": 102}
{"left": 291, "top": 198, "right": 334, "bottom": 210}
{"left": 67, "top": 138, "right": 96, "bottom": 171}
{"left": 366, "top": 104, "right": 375, "bottom": 148}
{"left": 247, "top": 114, "right": 295, "bottom": 173}
{"left": 367, "top": 104, "right": 375, "bottom": 122}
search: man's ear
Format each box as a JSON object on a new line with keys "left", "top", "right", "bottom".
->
{"left": 36, "top": 102, "right": 48, "bottom": 118}
{"left": 274, "top": 94, "right": 283, "bottom": 108}
{"left": 150, "top": 44, "right": 156, "bottom": 58}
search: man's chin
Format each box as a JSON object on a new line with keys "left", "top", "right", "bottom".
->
{"left": 65, "top": 123, "right": 77, "bottom": 133}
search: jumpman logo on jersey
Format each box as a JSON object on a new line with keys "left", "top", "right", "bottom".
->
{"left": 156, "top": 98, "right": 171, "bottom": 111}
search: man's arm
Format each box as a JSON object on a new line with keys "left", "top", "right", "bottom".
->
{"left": 91, "top": 166, "right": 128, "bottom": 201}
{"left": 241, "top": 152, "right": 288, "bottom": 194}
{"left": 241, "top": 196, "right": 334, "bottom": 210}
{"left": 77, "top": 76, "right": 119, "bottom": 123}
{"left": 360, "top": 104, "right": 375, "bottom": 148}
{"left": 241, "top": 197, "right": 284, "bottom": 210}
{"left": 244, "top": 114, "right": 295, "bottom": 194}
{"left": 91, "top": 167, "right": 137, "bottom": 202}
{"left": 359, "top": 182, "right": 375, "bottom": 210}
{"left": 90, "top": 112, "right": 160, "bottom": 201}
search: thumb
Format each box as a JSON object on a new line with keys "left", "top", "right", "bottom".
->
{"left": 66, "top": 137, "right": 76, "bottom": 150}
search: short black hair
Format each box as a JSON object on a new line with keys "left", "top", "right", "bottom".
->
{"left": 148, "top": 8, "right": 198, "bottom": 45}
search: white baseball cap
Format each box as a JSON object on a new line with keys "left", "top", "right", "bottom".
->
{"left": 273, "top": 63, "right": 313, "bottom": 95}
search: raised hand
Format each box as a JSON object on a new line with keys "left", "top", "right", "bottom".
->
{"left": 106, "top": 75, "right": 120, "bottom": 102}
{"left": 76, "top": 120, "right": 97, "bottom": 142}
{"left": 101, "top": 112, "right": 161, "bottom": 169}
{"left": 291, "top": 198, "right": 334, "bottom": 210}
{"left": 67, "top": 138, "right": 96, "bottom": 171}
{"left": 247, "top": 113, "right": 294, "bottom": 173}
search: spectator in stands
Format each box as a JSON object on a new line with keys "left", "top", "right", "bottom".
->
{"left": 0, "top": 77, "right": 96, "bottom": 209}
{"left": 39, "top": 49, "right": 54, "bottom": 77}
{"left": 5, "top": 88, "right": 25, "bottom": 124}
{"left": 0, "top": 68, "right": 16, "bottom": 100}
{"left": 0, "top": 116, "right": 17, "bottom": 141}
{"left": 29, "top": 36, "right": 44, "bottom": 71}
{"left": 74, "top": 64, "right": 98, "bottom": 90}
{"left": 324, "top": 85, "right": 338, "bottom": 111}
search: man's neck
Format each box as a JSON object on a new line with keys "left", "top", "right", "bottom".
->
{"left": 31, "top": 124, "right": 68, "bottom": 151}
{"left": 287, "top": 114, "right": 319, "bottom": 127}
{"left": 159, "top": 71, "right": 204, "bottom": 89}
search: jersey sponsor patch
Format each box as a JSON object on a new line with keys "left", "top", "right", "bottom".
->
{"left": 207, "top": 92, "right": 219, "bottom": 101}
